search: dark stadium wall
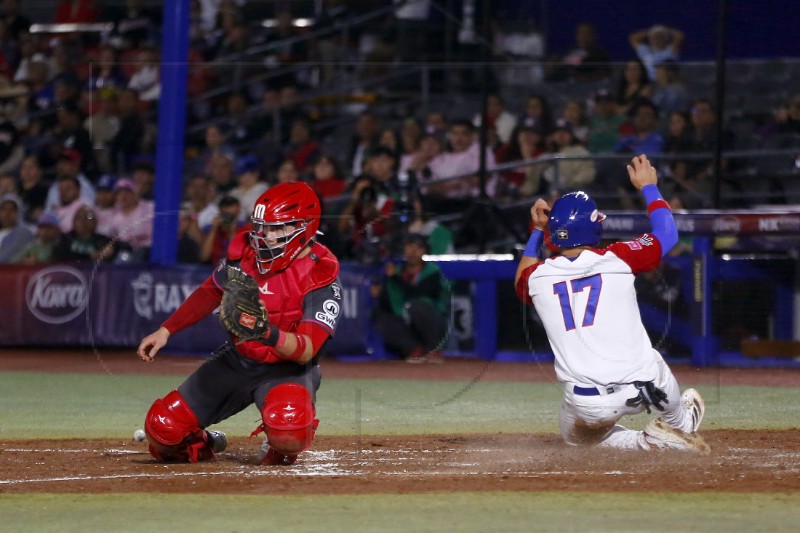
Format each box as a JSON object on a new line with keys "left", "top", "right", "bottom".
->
{"left": 507, "top": 0, "right": 799, "bottom": 60}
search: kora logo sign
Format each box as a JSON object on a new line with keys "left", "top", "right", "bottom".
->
{"left": 25, "top": 266, "right": 89, "bottom": 324}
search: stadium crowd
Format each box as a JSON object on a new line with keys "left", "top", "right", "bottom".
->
{"left": 1, "top": 0, "right": 799, "bottom": 267}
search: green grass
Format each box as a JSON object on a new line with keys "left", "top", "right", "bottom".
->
{"left": 0, "top": 371, "right": 796, "bottom": 439}
{"left": 2, "top": 369, "right": 798, "bottom": 532}
{"left": 1, "top": 493, "right": 799, "bottom": 533}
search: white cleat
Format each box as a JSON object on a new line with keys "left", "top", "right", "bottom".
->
{"left": 644, "top": 417, "right": 711, "bottom": 455}
{"left": 681, "top": 388, "right": 705, "bottom": 433}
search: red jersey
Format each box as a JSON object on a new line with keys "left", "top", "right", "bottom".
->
{"left": 163, "top": 233, "right": 341, "bottom": 364}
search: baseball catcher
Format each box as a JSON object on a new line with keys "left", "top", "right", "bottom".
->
{"left": 514, "top": 155, "right": 708, "bottom": 453}
{"left": 137, "top": 182, "right": 342, "bottom": 465}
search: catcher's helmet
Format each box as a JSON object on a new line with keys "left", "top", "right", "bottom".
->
{"left": 548, "top": 191, "right": 605, "bottom": 248}
{"left": 249, "top": 182, "right": 321, "bottom": 274}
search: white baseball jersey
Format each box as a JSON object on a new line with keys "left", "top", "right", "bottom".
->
{"left": 518, "top": 234, "right": 664, "bottom": 386}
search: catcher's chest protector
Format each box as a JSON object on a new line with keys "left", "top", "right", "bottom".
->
{"left": 244, "top": 242, "right": 339, "bottom": 331}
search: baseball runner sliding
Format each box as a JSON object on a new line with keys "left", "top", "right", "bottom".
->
{"left": 515, "top": 155, "right": 708, "bottom": 452}
{"left": 137, "top": 182, "right": 342, "bottom": 465}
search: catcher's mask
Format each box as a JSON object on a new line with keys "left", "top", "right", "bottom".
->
{"left": 249, "top": 182, "right": 321, "bottom": 274}
{"left": 548, "top": 190, "right": 605, "bottom": 248}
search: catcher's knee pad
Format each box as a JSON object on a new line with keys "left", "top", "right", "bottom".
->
{"left": 145, "top": 390, "right": 208, "bottom": 462}
{"left": 261, "top": 383, "right": 319, "bottom": 455}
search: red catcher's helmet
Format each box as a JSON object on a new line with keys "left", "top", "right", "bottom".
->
{"left": 249, "top": 182, "right": 321, "bottom": 274}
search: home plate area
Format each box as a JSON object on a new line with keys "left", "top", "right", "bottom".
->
{"left": 1, "top": 430, "right": 798, "bottom": 494}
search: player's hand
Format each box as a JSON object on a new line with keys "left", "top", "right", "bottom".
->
{"left": 137, "top": 326, "right": 170, "bottom": 363}
{"left": 627, "top": 154, "right": 658, "bottom": 190}
{"left": 531, "top": 198, "right": 550, "bottom": 230}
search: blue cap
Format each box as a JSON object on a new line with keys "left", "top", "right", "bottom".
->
{"left": 37, "top": 212, "right": 60, "bottom": 227}
{"left": 548, "top": 191, "right": 606, "bottom": 248}
{"left": 96, "top": 174, "right": 117, "bottom": 190}
{"left": 235, "top": 155, "right": 260, "bottom": 175}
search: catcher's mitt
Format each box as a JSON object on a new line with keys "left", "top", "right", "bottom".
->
{"left": 219, "top": 265, "right": 271, "bottom": 343}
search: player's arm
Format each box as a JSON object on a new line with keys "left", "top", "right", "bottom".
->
{"left": 137, "top": 273, "right": 224, "bottom": 362}
{"left": 514, "top": 198, "right": 550, "bottom": 296}
{"left": 270, "top": 280, "right": 342, "bottom": 364}
{"left": 626, "top": 154, "right": 678, "bottom": 257}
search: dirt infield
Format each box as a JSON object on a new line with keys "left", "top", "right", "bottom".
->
{"left": 2, "top": 431, "right": 799, "bottom": 494}
{"left": 1, "top": 350, "right": 799, "bottom": 495}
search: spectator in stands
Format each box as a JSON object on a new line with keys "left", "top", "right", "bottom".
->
{"left": 370, "top": 232, "right": 450, "bottom": 364}
{"left": 44, "top": 149, "right": 95, "bottom": 212}
{"left": 84, "top": 89, "right": 120, "bottom": 175}
{"left": 273, "top": 158, "right": 301, "bottom": 185}
{"left": 199, "top": 195, "right": 245, "bottom": 264}
{"left": 2, "top": 0, "right": 32, "bottom": 41}
{"left": 127, "top": 46, "right": 160, "bottom": 102}
{"left": 546, "top": 21, "right": 610, "bottom": 82}
{"left": 108, "top": 177, "right": 153, "bottom": 262}
{"left": 253, "top": 88, "right": 282, "bottom": 142}
{"left": 52, "top": 70, "right": 82, "bottom": 112}
{"left": 559, "top": 100, "right": 589, "bottom": 144}
{"left": 109, "top": 88, "right": 145, "bottom": 174}
{"left": 53, "top": 204, "right": 115, "bottom": 262}
{"left": 17, "top": 155, "right": 48, "bottom": 222}
{"left": 308, "top": 153, "right": 347, "bottom": 201}
{"left": 663, "top": 110, "right": 693, "bottom": 154}
{"left": 337, "top": 147, "right": 401, "bottom": 263}
{"left": 668, "top": 98, "right": 736, "bottom": 208}
{"left": 0, "top": 193, "right": 31, "bottom": 262}
{"left": 378, "top": 127, "right": 401, "bottom": 157}
{"left": 427, "top": 119, "right": 498, "bottom": 201}
{"left": 283, "top": 117, "right": 321, "bottom": 172}
{"left": 651, "top": 61, "right": 689, "bottom": 116}
{"left": 614, "top": 60, "right": 652, "bottom": 116}
{"left": 615, "top": 100, "right": 664, "bottom": 156}
{"left": 473, "top": 93, "right": 518, "bottom": 145}
{"left": 21, "top": 54, "right": 54, "bottom": 115}
{"left": 0, "top": 172, "right": 14, "bottom": 195}
{"left": 760, "top": 94, "right": 800, "bottom": 137}
{"left": 221, "top": 92, "right": 258, "bottom": 148}
{"left": 49, "top": 101, "right": 97, "bottom": 177}
{"left": 348, "top": 110, "right": 381, "bottom": 178}
{"left": 86, "top": 47, "right": 127, "bottom": 93}
{"left": 0, "top": 119, "right": 22, "bottom": 174}
{"left": 399, "top": 131, "right": 445, "bottom": 180}
{"left": 130, "top": 161, "right": 155, "bottom": 201}
{"left": 629, "top": 24, "right": 684, "bottom": 81}
{"left": 93, "top": 173, "right": 116, "bottom": 235}
{"left": 192, "top": 123, "right": 234, "bottom": 176}
{"left": 12, "top": 33, "right": 37, "bottom": 83}
{"left": 542, "top": 120, "right": 595, "bottom": 196}
{"left": 586, "top": 89, "right": 625, "bottom": 153}
{"left": 209, "top": 5, "right": 249, "bottom": 62}
{"left": 495, "top": 124, "right": 547, "bottom": 197}
{"left": 50, "top": 174, "right": 90, "bottom": 233}
{"left": 424, "top": 110, "right": 448, "bottom": 136}
{"left": 106, "top": 0, "right": 162, "bottom": 50}
{"left": 208, "top": 152, "right": 236, "bottom": 194}
{"left": 182, "top": 173, "right": 217, "bottom": 247}
{"left": 176, "top": 208, "right": 200, "bottom": 263}
{"left": 399, "top": 116, "right": 423, "bottom": 160}
{"left": 10, "top": 211, "right": 62, "bottom": 264}
{"left": 229, "top": 155, "right": 268, "bottom": 222}
{"left": 518, "top": 94, "right": 554, "bottom": 134}
{"left": 55, "top": 0, "right": 99, "bottom": 24}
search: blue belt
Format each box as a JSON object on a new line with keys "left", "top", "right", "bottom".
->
{"left": 573, "top": 385, "right": 621, "bottom": 396}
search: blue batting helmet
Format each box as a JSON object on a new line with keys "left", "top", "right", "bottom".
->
{"left": 548, "top": 191, "right": 606, "bottom": 248}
